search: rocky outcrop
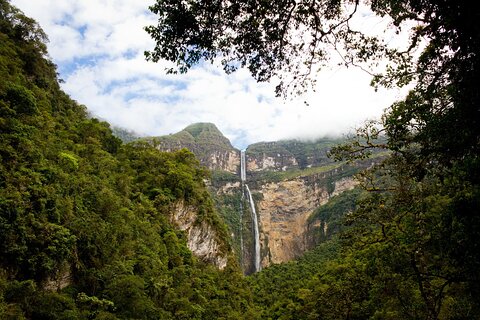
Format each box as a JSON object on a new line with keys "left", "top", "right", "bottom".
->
{"left": 332, "top": 177, "right": 358, "bottom": 197}
{"left": 216, "top": 181, "right": 241, "bottom": 195}
{"left": 246, "top": 142, "right": 299, "bottom": 172}
{"left": 43, "top": 263, "right": 72, "bottom": 291}
{"left": 209, "top": 150, "right": 240, "bottom": 173}
{"left": 247, "top": 153, "right": 297, "bottom": 172}
{"left": 257, "top": 175, "right": 357, "bottom": 266}
{"left": 171, "top": 201, "right": 228, "bottom": 269}
{"left": 246, "top": 138, "right": 342, "bottom": 173}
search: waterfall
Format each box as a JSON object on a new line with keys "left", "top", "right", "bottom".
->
{"left": 239, "top": 150, "right": 245, "bottom": 267}
{"left": 246, "top": 184, "right": 261, "bottom": 272}
{"left": 240, "top": 150, "right": 261, "bottom": 272}
{"left": 239, "top": 198, "right": 244, "bottom": 267}
{"left": 240, "top": 150, "right": 246, "bottom": 182}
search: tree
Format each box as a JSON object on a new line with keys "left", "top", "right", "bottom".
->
{"left": 2, "top": 2, "right": 259, "bottom": 318}
{"left": 145, "top": 0, "right": 388, "bottom": 95}
{"left": 146, "top": 1, "right": 480, "bottom": 318}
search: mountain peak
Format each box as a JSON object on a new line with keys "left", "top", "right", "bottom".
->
{"left": 177, "top": 123, "right": 234, "bottom": 150}
{"left": 183, "top": 122, "right": 222, "bottom": 138}
{"left": 148, "top": 123, "right": 239, "bottom": 172}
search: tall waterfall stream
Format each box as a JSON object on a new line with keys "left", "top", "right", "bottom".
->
{"left": 240, "top": 150, "right": 261, "bottom": 272}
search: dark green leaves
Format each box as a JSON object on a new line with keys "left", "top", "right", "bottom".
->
{"left": 146, "top": 0, "right": 391, "bottom": 96}
{"left": 4, "top": 83, "right": 37, "bottom": 114}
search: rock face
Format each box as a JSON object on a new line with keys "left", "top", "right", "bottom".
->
{"left": 332, "top": 177, "right": 358, "bottom": 197}
{"left": 246, "top": 142, "right": 298, "bottom": 172}
{"left": 257, "top": 173, "right": 357, "bottom": 266}
{"left": 258, "top": 179, "right": 321, "bottom": 264}
{"left": 171, "top": 201, "right": 228, "bottom": 269}
{"left": 246, "top": 139, "right": 342, "bottom": 173}
{"left": 43, "top": 263, "right": 72, "bottom": 291}
{"left": 209, "top": 150, "right": 240, "bottom": 173}
{"left": 216, "top": 181, "right": 241, "bottom": 195}
{"left": 239, "top": 142, "right": 377, "bottom": 270}
{"left": 247, "top": 154, "right": 297, "bottom": 172}
{"left": 147, "top": 123, "right": 239, "bottom": 270}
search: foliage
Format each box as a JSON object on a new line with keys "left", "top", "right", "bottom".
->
{"left": 110, "top": 126, "right": 140, "bottom": 143}
{"left": 340, "top": 156, "right": 480, "bottom": 319}
{"left": 3, "top": 0, "right": 479, "bottom": 318}
{"left": 210, "top": 169, "right": 238, "bottom": 186}
{"left": 148, "top": 122, "right": 234, "bottom": 152}
{"left": 145, "top": 0, "right": 418, "bottom": 97}
{"left": 147, "top": 0, "right": 480, "bottom": 318}
{"left": 248, "top": 239, "right": 348, "bottom": 319}
{"left": 0, "top": 1, "right": 260, "bottom": 318}
{"left": 211, "top": 192, "right": 243, "bottom": 260}
{"left": 142, "top": 122, "right": 236, "bottom": 172}
{"left": 307, "top": 188, "right": 363, "bottom": 246}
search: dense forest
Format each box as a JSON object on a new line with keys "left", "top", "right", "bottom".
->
{"left": 0, "top": 1, "right": 258, "bottom": 318}
{"left": 1, "top": 0, "right": 480, "bottom": 319}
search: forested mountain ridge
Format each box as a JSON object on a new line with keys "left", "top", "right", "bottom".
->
{"left": 0, "top": 2, "right": 259, "bottom": 318}
{"left": 149, "top": 123, "right": 348, "bottom": 176}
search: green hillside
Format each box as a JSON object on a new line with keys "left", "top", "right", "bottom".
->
{"left": 0, "top": 2, "right": 258, "bottom": 318}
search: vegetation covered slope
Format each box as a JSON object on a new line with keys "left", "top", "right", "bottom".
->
{"left": 0, "top": 2, "right": 259, "bottom": 318}
{"left": 153, "top": 122, "right": 234, "bottom": 151}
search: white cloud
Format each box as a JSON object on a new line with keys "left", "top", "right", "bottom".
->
{"left": 11, "top": 0, "right": 407, "bottom": 149}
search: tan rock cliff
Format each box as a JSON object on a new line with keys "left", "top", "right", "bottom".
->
{"left": 247, "top": 154, "right": 298, "bottom": 172}
{"left": 209, "top": 150, "right": 240, "bottom": 173}
{"left": 171, "top": 201, "right": 228, "bottom": 269}
{"left": 257, "top": 175, "right": 357, "bottom": 267}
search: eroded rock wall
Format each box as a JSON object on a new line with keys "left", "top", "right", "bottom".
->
{"left": 256, "top": 175, "right": 357, "bottom": 267}
{"left": 209, "top": 150, "right": 240, "bottom": 173}
{"left": 247, "top": 153, "right": 298, "bottom": 172}
{"left": 171, "top": 201, "right": 228, "bottom": 269}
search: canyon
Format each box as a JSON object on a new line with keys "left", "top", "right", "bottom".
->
{"left": 146, "top": 123, "right": 377, "bottom": 273}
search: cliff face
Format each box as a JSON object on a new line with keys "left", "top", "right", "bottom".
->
{"left": 171, "top": 201, "right": 228, "bottom": 269}
{"left": 233, "top": 143, "right": 376, "bottom": 271}
{"left": 208, "top": 150, "right": 240, "bottom": 173}
{"left": 246, "top": 139, "right": 342, "bottom": 173}
{"left": 258, "top": 179, "right": 321, "bottom": 264}
{"left": 257, "top": 173, "right": 357, "bottom": 266}
{"left": 246, "top": 142, "right": 298, "bottom": 172}
{"left": 247, "top": 153, "right": 298, "bottom": 172}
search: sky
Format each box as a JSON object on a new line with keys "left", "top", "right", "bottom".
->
{"left": 10, "top": 0, "right": 408, "bottom": 149}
